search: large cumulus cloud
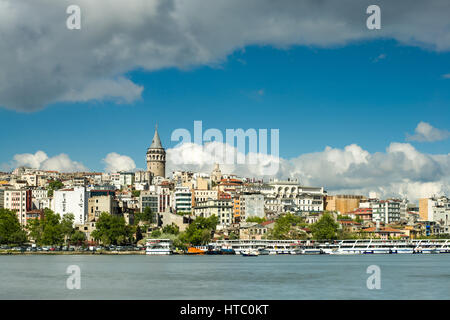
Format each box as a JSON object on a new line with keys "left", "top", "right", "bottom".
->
{"left": 166, "top": 141, "right": 450, "bottom": 202}
{"left": 2, "top": 0, "right": 450, "bottom": 111}
{"left": 5, "top": 150, "right": 88, "bottom": 172}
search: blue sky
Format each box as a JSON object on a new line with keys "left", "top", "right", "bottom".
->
{"left": 1, "top": 39, "right": 449, "bottom": 171}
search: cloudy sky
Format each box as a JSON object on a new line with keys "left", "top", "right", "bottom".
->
{"left": 0, "top": 0, "right": 449, "bottom": 201}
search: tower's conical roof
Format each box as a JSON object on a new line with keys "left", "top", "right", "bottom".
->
{"left": 150, "top": 125, "right": 163, "bottom": 149}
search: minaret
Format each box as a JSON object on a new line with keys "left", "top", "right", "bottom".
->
{"left": 146, "top": 125, "right": 166, "bottom": 178}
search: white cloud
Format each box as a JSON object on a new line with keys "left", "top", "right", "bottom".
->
{"left": 167, "top": 141, "right": 449, "bottom": 202}
{"left": 103, "top": 152, "right": 136, "bottom": 173}
{"left": 406, "top": 121, "right": 450, "bottom": 142}
{"left": 2, "top": 0, "right": 450, "bottom": 111}
{"left": 442, "top": 73, "right": 450, "bottom": 79}
{"left": 7, "top": 150, "right": 87, "bottom": 172}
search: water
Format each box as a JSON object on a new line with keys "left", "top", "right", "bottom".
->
{"left": 0, "top": 255, "right": 449, "bottom": 299}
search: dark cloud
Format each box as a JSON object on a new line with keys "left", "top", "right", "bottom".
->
{"left": 1, "top": 0, "right": 450, "bottom": 111}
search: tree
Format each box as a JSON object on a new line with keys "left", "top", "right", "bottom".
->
{"left": 246, "top": 216, "right": 266, "bottom": 224}
{"left": 162, "top": 223, "right": 179, "bottom": 235}
{"left": 135, "top": 207, "right": 156, "bottom": 224}
{"left": 60, "top": 213, "right": 75, "bottom": 244}
{"left": 47, "top": 180, "right": 64, "bottom": 197}
{"left": 228, "top": 231, "right": 239, "bottom": 240}
{"left": 178, "top": 215, "right": 219, "bottom": 246}
{"left": 70, "top": 230, "right": 86, "bottom": 245}
{"left": 91, "top": 212, "right": 134, "bottom": 245}
{"left": 0, "top": 209, "right": 28, "bottom": 245}
{"left": 135, "top": 225, "right": 143, "bottom": 243}
{"left": 27, "top": 209, "right": 66, "bottom": 246}
{"left": 132, "top": 190, "right": 141, "bottom": 198}
{"left": 269, "top": 213, "right": 306, "bottom": 240}
{"left": 150, "top": 229, "right": 162, "bottom": 238}
{"left": 310, "top": 213, "right": 339, "bottom": 240}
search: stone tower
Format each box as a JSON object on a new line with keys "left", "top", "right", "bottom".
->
{"left": 146, "top": 125, "right": 166, "bottom": 178}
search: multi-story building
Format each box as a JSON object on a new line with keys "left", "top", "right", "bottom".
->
{"left": 4, "top": 189, "right": 32, "bottom": 225}
{"left": 235, "top": 193, "right": 265, "bottom": 221}
{"left": 88, "top": 195, "right": 119, "bottom": 222}
{"left": 260, "top": 179, "right": 325, "bottom": 213}
{"left": 0, "top": 187, "right": 5, "bottom": 209}
{"left": 174, "top": 186, "right": 192, "bottom": 213}
{"left": 134, "top": 170, "right": 152, "bottom": 184}
{"left": 140, "top": 192, "right": 159, "bottom": 214}
{"left": 53, "top": 186, "right": 90, "bottom": 225}
{"left": 194, "top": 199, "right": 233, "bottom": 227}
{"left": 360, "top": 198, "right": 402, "bottom": 224}
{"left": 419, "top": 197, "right": 450, "bottom": 233}
{"left": 325, "top": 195, "right": 365, "bottom": 214}
{"left": 140, "top": 187, "right": 172, "bottom": 214}
{"left": 119, "top": 172, "right": 135, "bottom": 187}
{"left": 193, "top": 190, "right": 218, "bottom": 206}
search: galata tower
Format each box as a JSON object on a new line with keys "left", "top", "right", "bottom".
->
{"left": 146, "top": 125, "right": 166, "bottom": 178}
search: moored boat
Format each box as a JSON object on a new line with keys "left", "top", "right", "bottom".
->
{"left": 146, "top": 239, "right": 173, "bottom": 255}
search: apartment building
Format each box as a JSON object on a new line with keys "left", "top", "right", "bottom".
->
{"left": 194, "top": 199, "right": 233, "bottom": 227}
{"left": 53, "top": 186, "right": 90, "bottom": 225}
{"left": 4, "top": 189, "right": 32, "bottom": 225}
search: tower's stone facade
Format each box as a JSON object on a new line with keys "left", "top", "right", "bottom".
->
{"left": 146, "top": 126, "right": 166, "bottom": 178}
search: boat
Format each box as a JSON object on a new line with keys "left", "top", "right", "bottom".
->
{"left": 302, "top": 248, "right": 323, "bottom": 255}
{"left": 220, "top": 244, "right": 235, "bottom": 255}
{"left": 186, "top": 246, "right": 207, "bottom": 255}
{"left": 145, "top": 239, "right": 173, "bottom": 255}
{"left": 211, "top": 239, "right": 450, "bottom": 256}
{"left": 242, "top": 249, "right": 259, "bottom": 256}
{"left": 257, "top": 247, "right": 270, "bottom": 255}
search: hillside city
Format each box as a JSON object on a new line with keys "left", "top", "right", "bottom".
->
{"left": 1, "top": 127, "right": 449, "bottom": 250}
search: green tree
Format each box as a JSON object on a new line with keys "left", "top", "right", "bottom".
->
{"left": 150, "top": 229, "right": 162, "bottom": 238}
{"left": 162, "top": 223, "right": 179, "bottom": 235}
{"left": 178, "top": 215, "right": 218, "bottom": 246}
{"left": 132, "top": 190, "right": 141, "bottom": 198}
{"left": 0, "top": 209, "right": 28, "bottom": 245}
{"left": 310, "top": 213, "right": 339, "bottom": 240}
{"left": 135, "top": 206, "right": 156, "bottom": 224}
{"left": 91, "top": 213, "right": 134, "bottom": 245}
{"left": 245, "top": 216, "right": 266, "bottom": 224}
{"left": 60, "top": 213, "right": 75, "bottom": 244}
{"left": 228, "top": 231, "right": 239, "bottom": 240}
{"left": 47, "top": 180, "right": 64, "bottom": 197}
{"left": 269, "top": 213, "right": 306, "bottom": 239}
{"left": 28, "top": 209, "right": 68, "bottom": 245}
{"left": 135, "top": 225, "right": 143, "bottom": 243}
{"left": 70, "top": 230, "right": 86, "bottom": 245}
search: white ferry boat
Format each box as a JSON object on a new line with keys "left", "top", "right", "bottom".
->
{"left": 145, "top": 239, "right": 173, "bottom": 255}
{"left": 213, "top": 239, "right": 450, "bottom": 255}
{"left": 213, "top": 239, "right": 302, "bottom": 255}
{"left": 319, "top": 239, "right": 450, "bottom": 255}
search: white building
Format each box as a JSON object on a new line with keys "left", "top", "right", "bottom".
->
{"left": 360, "top": 198, "right": 402, "bottom": 224}
{"left": 194, "top": 199, "right": 233, "bottom": 227}
{"left": 259, "top": 179, "right": 325, "bottom": 213}
{"left": 174, "top": 186, "right": 192, "bottom": 213}
{"left": 420, "top": 197, "right": 450, "bottom": 233}
{"left": 119, "top": 172, "right": 135, "bottom": 187}
{"left": 239, "top": 193, "right": 265, "bottom": 220}
{"left": 53, "top": 187, "right": 90, "bottom": 225}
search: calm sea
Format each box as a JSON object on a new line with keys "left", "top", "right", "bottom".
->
{"left": 0, "top": 254, "right": 449, "bottom": 299}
